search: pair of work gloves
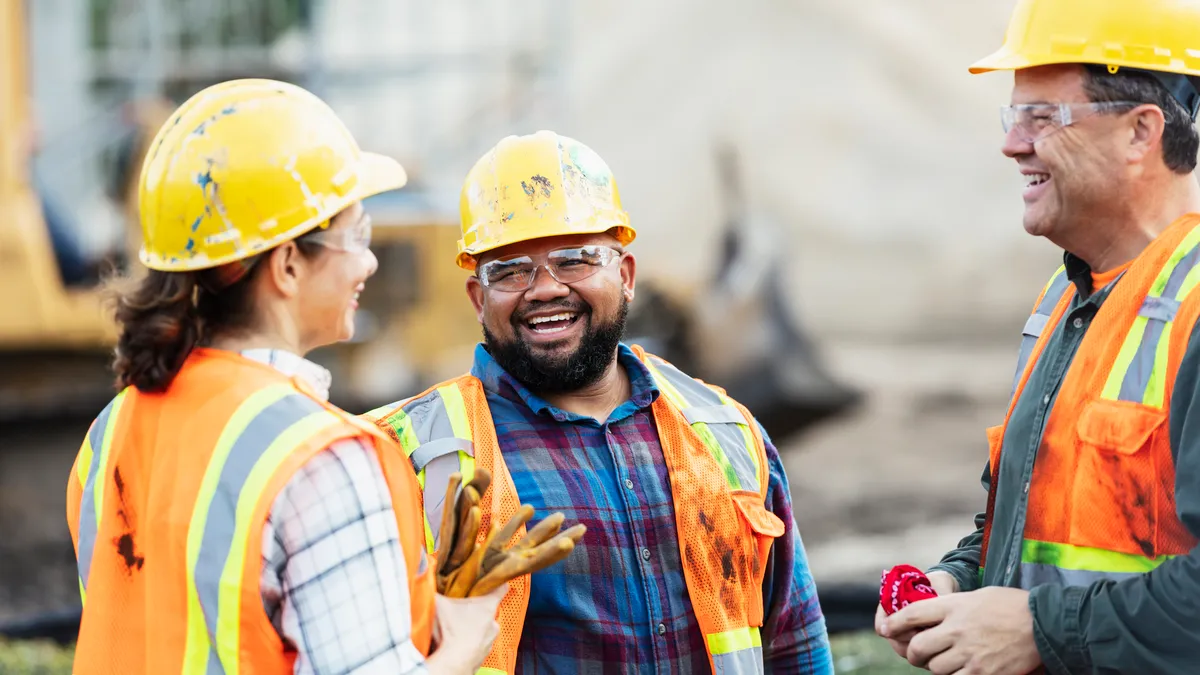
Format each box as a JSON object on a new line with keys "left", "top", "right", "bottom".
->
{"left": 434, "top": 468, "right": 588, "bottom": 597}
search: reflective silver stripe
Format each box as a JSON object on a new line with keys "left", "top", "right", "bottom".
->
{"left": 397, "top": 389, "right": 466, "bottom": 550}
{"left": 682, "top": 404, "right": 746, "bottom": 425}
{"left": 193, "top": 393, "right": 324, "bottom": 668}
{"left": 711, "top": 646, "right": 764, "bottom": 674}
{"left": 648, "top": 356, "right": 761, "bottom": 494}
{"left": 1018, "top": 562, "right": 1141, "bottom": 590}
{"left": 1114, "top": 241, "right": 1200, "bottom": 403}
{"left": 410, "top": 437, "right": 474, "bottom": 471}
{"left": 76, "top": 396, "right": 122, "bottom": 593}
{"left": 1011, "top": 269, "right": 1072, "bottom": 398}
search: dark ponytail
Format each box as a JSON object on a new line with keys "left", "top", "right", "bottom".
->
{"left": 107, "top": 229, "right": 327, "bottom": 393}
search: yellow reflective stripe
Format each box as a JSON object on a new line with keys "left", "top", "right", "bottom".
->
{"left": 706, "top": 626, "right": 762, "bottom": 655}
{"left": 1144, "top": 316, "right": 1174, "bottom": 408}
{"left": 1102, "top": 315, "right": 1148, "bottom": 400}
{"left": 183, "top": 383, "right": 294, "bottom": 675}
{"left": 92, "top": 389, "right": 129, "bottom": 531}
{"left": 76, "top": 432, "right": 94, "bottom": 491}
{"left": 476, "top": 668, "right": 507, "bottom": 675}
{"left": 1041, "top": 265, "right": 1067, "bottom": 298}
{"left": 438, "top": 384, "right": 476, "bottom": 485}
{"left": 78, "top": 577, "right": 86, "bottom": 605}
{"left": 1021, "top": 538, "right": 1177, "bottom": 574}
{"left": 644, "top": 360, "right": 740, "bottom": 489}
{"left": 215, "top": 410, "right": 344, "bottom": 673}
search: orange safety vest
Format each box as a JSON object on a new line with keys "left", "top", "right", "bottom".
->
{"left": 981, "top": 214, "right": 1200, "bottom": 588}
{"left": 65, "top": 348, "right": 434, "bottom": 674}
{"left": 366, "top": 345, "right": 786, "bottom": 675}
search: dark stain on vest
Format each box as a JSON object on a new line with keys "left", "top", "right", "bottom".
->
{"left": 698, "top": 511, "right": 716, "bottom": 534}
{"left": 112, "top": 468, "right": 145, "bottom": 573}
{"left": 721, "top": 548, "right": 735, "bottom": 580}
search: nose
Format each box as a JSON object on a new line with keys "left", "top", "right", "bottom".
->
{"left": 363, "top": 247, "right": 379, "bottom": 278}
{"left": 523, "top": 265, "right": 570, "bottom": 302}
{"left": 1001, "top": 125, "right": 1034, "bottom": 159}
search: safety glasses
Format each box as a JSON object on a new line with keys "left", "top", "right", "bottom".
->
{"left": 1000, "top": 100, "right": 1143, "bottom": 144}
{"left": 477, "top": 244, "right": 623, "bottom": 292}
{"left": 306, "top": 214, "right": 373, "bottom": 253}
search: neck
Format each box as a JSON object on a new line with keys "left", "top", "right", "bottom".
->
{"left": 1066, "top": 175, "right": 1200, "bottom": 273}
{"left": 539, "top": 355, "right": 630, "bottom": 423}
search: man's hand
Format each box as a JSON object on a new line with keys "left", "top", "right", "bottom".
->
{"left": 882, "top": 586, "right": 1042, "bottom": 675}
{"left": 875, "top": 570, "right": 959, "bottom": 659}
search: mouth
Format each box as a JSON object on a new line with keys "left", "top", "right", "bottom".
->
{"left": 350, "top": 285, "right": 364, "bottom": 309}
{"left": 1022, "top": 170, "right": 1051, "bottom": 200}
{"left": 523, "top": 311, "right": 581, "bottom": 335}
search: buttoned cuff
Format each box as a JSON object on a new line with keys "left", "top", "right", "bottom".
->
{"left": 1030, "top": 583, "right": 1091, "bottom": 675}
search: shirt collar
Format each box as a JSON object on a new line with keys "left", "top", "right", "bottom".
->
{"left": 238, "top": 348, "right": 333, "bottom": 401}
{"left": 469, "top": 342, "right": 659, "bottom": 421}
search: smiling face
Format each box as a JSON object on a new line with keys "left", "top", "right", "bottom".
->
{"left": 465, "top": 232, "right": 636, "bottom": 393}
{"left": 293, "top": 202, "right": 378, "bottom": 349}
{"left": 1002, "top": 65, "right": 1134, "bottom": 242}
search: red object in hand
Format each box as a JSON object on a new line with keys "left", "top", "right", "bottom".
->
{"left": 879, "top": 564, "right": 939, "bottom": 615}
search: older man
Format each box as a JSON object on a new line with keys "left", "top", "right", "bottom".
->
{"left": 365, "top": 130, "right": 833, "bottom": 674}
{"left": 877, "top": 1, "right": 1200, "bottom": 674}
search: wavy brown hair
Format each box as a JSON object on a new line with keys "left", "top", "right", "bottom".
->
{"left": 107, "top": 233, "right": 324, "bottom": 393}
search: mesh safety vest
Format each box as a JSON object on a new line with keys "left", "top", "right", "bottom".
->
{"left": 366, "top": 345, "right": 786, "bottom": 675}
{"left": 66, "top": 348, "right": 435, "bottom": 674}
{"left": 981, "top": 214, "right": 1200, "bottom": 588}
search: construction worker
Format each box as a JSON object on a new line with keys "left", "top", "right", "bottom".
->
{"left": 64, "top": 78, "right": 509, "bottom": 674}
{"left": 364, "top": 130, "right": 834, "bottom": 674}
{"left": 875, "top": 1, "right": 1200, "bottom": 673}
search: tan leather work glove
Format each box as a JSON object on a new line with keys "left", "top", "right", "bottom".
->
{"left": 435, "top": 469, "right": 586, "bottom": 598}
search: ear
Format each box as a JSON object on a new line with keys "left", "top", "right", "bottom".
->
{"left": 465, "top": 274, "right": 486, "bottom": 324}
{"left": 1128, "top": 104, "right": 1166, "bottom": 165}
{"left": 264, "top": 242, "right": 304, "bottom": 299}
{"left": 619, "top": 251, "right": 636, "bottom": 304}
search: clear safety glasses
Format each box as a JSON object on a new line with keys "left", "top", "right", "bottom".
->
{"left": 477, "top": 244, "right": 623, "bottom": 292}
{"left": 306, "top": 214, "right": 373, "bottom": 253}
{"left": 1000, "top": 101, "right": 1143, "bottom": 144}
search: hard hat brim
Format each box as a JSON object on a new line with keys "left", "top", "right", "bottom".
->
{"left": 356, "top": 152, "right": 408, "bottom": 198}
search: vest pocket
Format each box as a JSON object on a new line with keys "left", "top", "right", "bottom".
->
{"left": 732, "top": 491, "right": 786, "bottom": 627}
{"left": 1072, "top": 398, "right": 1165, "bottom": 556}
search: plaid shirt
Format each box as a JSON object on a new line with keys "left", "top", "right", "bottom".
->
{"left": 471, "top": 343, "right": 834, "bottom": 674}
{"left": 247, "top": 349, "right": 429, "bottom": 675}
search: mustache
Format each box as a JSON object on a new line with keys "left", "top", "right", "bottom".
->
{"left": 512, "top": 300, "right": 590, "bottom": 323}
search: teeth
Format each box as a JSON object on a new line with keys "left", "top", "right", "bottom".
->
{"left": 529, "top": 313, "right": 575, "bottom": 325}
{"left": 1025, "top": 173, "right": 1050, "bottom": 187}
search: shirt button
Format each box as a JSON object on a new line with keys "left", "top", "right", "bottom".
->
{"left": 1042, "top": 394, "right": 1051, "bottom": 405}
{"left": 1073, "top": 317, "right": 1084, "bottom": 329}
{"left": 641, "top": 548, "right": 652, "bottom": 561}
{"left": 657, "top": 623, "right": 666, "bottom": 635}
{"left": 1006, "top": 563, "right": 1015, "bottom": 576}
{"left": 1023, "top": 481, "right": 1030, "bottom": 494}
{"left": 624, "top": 478, "right": 634, "bottom": 490}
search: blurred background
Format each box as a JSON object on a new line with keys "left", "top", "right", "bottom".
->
{"left": 0, "top": 0, "right": 1066, "bottom": 669}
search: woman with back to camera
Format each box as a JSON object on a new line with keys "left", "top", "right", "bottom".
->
{"left": 64, "top": 78, "right": 505, "bottom": 675}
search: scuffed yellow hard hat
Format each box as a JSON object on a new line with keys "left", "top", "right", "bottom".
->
{"left": 137, "top": 78, "right": 407, "bottom": 271}
{"left": 456, "top": 130, "right": 635, "bottom": 271}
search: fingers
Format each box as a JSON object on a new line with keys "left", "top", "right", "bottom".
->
{"left": 494, "top": 504, "right": 536, "bottom": 548}
{"left": 446, "top": 523, "right": 499, "bottom": 597}
{"left": 884, "top": 595, "right": 949, "bottom": 637}
{"left": 464, "top": 468, "right": 492, "bottom": 502}
{"left": 447, "top": 505, "right": 480, "bottom": 570}
{"left": 906, "top": 624, "right": 955, "bottom": 669}
{"left": 517, "top": 512, "right": 565, "bottom": 549}
{"left": 926, "top": 646, "right": 969, "bottom": 675}
{"left": 435, "top": 473, "right": 463, "bottom": 575}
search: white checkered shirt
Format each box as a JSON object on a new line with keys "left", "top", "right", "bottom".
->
{"left": 243, "top": 349, "right": 429, "bottom": 675}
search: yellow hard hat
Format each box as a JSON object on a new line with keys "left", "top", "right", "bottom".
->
{"left": 137, "top": 78, "right": 407, "bottom": 271}
{"left": 456, "top": 130, "right": 635, "bottom": 271}
{"left": 971, "top": 0, "right": 1200, "bottom": 116}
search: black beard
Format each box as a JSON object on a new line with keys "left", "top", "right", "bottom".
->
{"left": 483, "top": 298, "right": 628, "bottom": 394}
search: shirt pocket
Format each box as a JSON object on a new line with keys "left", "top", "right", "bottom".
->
{"left": 1072, "top": 398, "right": 1165, "bottom": 557}
{"left": 731, "top": 491, "right": 786, "bottom": 627}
